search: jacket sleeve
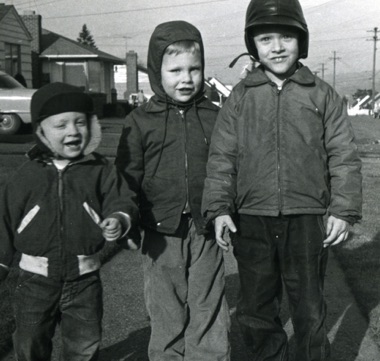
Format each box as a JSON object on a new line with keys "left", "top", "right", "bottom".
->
{"left": 100, "top": 162, "right": 139, "bottom": 233}
{"left": 115, "top": 114, "right": 144, "bottom": 197}
{"left": 202, "top": 92, "right": 239, "bottom": 222}
{"left": 0, "top": 181, "right": 16, "bottom": 275}
{"left": 323, "top": 88, "right": 362, "bottom": 223}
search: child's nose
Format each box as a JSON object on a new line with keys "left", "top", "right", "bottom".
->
{"left": 181, "top": 71, "right": 192, "bottom": 82}
{"left": 272, "top": 38, "right": 284, "bottom": 52}
{"left": 67, "top": 123, "right": 80, "bottom": 134}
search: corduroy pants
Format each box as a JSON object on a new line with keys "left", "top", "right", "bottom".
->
{"left": 234, "top": 214, "right": 330, "bottom": 361}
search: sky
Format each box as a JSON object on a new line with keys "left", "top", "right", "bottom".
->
{"left": 6, "top": 0, "right": 380, "bottom": 95}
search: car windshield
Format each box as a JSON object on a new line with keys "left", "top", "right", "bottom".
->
{"left": 0, "top": 74, "right": 24, "bottom": 89}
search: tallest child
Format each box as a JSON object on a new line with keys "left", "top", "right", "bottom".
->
{"left": 115, "top": 21, "right": 230, "bottom": 361}
{"left": 202, "top": 0, "right": 362, "bottom": 360}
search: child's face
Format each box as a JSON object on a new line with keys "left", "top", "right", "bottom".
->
{"left": 161, "top": 50, "right": 202, "bottom": 103}
{"left": 39, "top": 112, "right": 89, "bottom": 159}
{"left": 253, "top": 26, "right": 299, "bottom": 82}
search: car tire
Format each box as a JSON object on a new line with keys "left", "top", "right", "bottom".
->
{"left": 0, "top": 113, "right": 22, "bottom": 135}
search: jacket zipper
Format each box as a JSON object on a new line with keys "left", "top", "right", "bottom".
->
{"left": 179, "top": 109, "right": 190, "bottom": 212}
{"left": 276, "top": 86, "right": 282, "bottom": 212}
{"left": 57, "top": 168, "right": 65, "bottom": 277}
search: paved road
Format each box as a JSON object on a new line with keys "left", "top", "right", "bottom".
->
{"left": 1, "top": 118, "right": 379, "bottom": 360}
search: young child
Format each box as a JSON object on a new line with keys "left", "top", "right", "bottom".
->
{"left": 202, "top": 0, "right": 362, "bottom": 360}
{"left": 0, "top": 82, "right": 138, "bottom": 361}
{"left": 115, "top": 21, "right": 230, "bottom": 361}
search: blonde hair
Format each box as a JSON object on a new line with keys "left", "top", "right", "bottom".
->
{"left": 164, "top": 40, "right": 201, "bottom": 56}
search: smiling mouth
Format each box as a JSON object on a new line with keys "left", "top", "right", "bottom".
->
{"left": 64, "top": 140, "right": 81, "bottom": 148}
{"left": 273, "top": 57, "right": 287, "bottom": 63}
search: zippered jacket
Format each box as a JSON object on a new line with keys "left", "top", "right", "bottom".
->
{"left": 116, "top": 97, "right": 218, "bottom": 234}
{"left": 115, "top": 21, "right": 219, "bottom": 235}
{"left": 0, "top": 153, "right": 138, "bottom": 280}
{"left": 202, "top": 65, "right": 362, "bottom": 223}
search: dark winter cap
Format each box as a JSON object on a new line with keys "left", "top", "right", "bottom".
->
{"left": 245, "top": 0, "right": 309, "bottom": 60}
{"left": 31, "top": 82, "right": 94, "bottom": 128}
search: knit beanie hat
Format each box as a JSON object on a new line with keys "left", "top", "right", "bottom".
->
{"left": 29, "top": 82, "right": 101, "bottom": 159}
{"left": 31, "top": 82, "right": 94, "bottom": 129}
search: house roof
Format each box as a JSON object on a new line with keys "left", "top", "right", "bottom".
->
{"left": 40, "top": 28, "right": 124, "bottom": 64}
{"left": 0, "top": 4, "right": 12, "bottom": 22}
{"left": 0, "top": 5, "right": 32, "bottom": 40}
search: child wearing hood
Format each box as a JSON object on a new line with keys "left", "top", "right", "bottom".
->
{"left": 115, "top": 20, "right": 230, "bottom": 361}
{"left": 202, "top": 0, "right": 362, "bottom": 360}
{"left": 0, "top": 82, "right": 138, "bottom": 361}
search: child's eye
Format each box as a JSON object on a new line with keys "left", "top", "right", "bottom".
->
{"left": 282, "top": 34, "right": 297, "bottom": 41}
{"left": 54, "top": 123, "right": 66, "bottom": 129}
{"left": 76, "top": 119, "right": 87, "bottom": 126}
{"left": 259, "top": 36, "right": 271, "bottom": 43}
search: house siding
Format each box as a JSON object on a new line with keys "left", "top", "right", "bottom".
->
{"left": 0, "top": 9, "right": 32, "bottom": 86}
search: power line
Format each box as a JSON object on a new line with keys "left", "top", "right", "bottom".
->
{"left": 42, "top": 0, "right": 229, "bottom": 19}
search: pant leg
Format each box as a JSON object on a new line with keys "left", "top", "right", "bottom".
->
{"left": 142, "top": 220, "right": 190, "bottom": 361}
{"left": 60, "top": 271, "right": 103, "bottom": 361}
{"left": 12, "top": 270, "right": 61, "bottom": 361}
{"left": 278, "top": 215, "right": 330, "bottom": 361}
{"left": 234, "top": 215, "right": 288, "bottom": 361}
{"left": 185, "top": 219, "right": 230, "bottom": 361}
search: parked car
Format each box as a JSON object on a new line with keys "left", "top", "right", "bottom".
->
{"left": 0, "top": 71, "right": 36, "bottom": 135}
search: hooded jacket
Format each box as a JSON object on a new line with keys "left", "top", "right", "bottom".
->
{"left": 0, "top": 115, "right": 138, "bottom": 281}
{"left": 115, "top": 21, "right": 219, "bottom": 235}
{"left": 202, "top": 65, "right": 362, "bottom": 223}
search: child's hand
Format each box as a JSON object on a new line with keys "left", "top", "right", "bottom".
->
{"left": 214, "top": 215, "right": 237, "bottom": 252}
{"left": 100, "top": 217, "right": 122, "bottom": 242}
{"left": 323, "top": 215, "right": 349, "bottom": 248}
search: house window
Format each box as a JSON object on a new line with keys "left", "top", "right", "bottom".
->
{"left": 5, "top": 43, "right": 21, "bottom": 76}
{"left": 45, "top": 62, "right": 88, "bottom": 90}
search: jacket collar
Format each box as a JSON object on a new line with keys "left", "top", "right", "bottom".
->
{"left": 244, "top": 63, "right": 315, "bottom": 87}
{"left": 144, "top": 94, "right": 216, "bottom": 113}
{"left": 27, "top": 145, "right": 98, "bottom": 165}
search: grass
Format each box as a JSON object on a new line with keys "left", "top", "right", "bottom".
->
{"left": 331, "top": 115, "right": 380, "bottom": 346}
{"left": 1, "top": 115, "right": 380, "bottom": 356}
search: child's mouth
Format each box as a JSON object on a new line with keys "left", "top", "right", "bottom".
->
{"left": 273, "top": 57, "right": 286, "bottom": 63}
{"left": 178, "top": 88, "right": 193, "bottom": 95}
{"left": 64, "top": 140, "right": 81, "bottom": 149}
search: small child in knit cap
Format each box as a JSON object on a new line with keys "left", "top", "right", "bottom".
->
{"left": 0, "top": 82, "right": 138, "bottom": 361}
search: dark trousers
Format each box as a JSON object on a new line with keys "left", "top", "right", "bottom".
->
{"left": 233, "top": 214, "right": 330, "bottom": 361}
{"left": 13, "top": 270, "right": 103, "bottom": 361}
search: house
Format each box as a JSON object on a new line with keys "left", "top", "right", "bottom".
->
{"left": 114, "top": 57, "right": 151, "bottom": 101}
{"left": 204, "top": 77, "right": 231, "bottom": 107}
{"left": 348, "top": 93, "right": 380, "bottom": 116}
{"left": 22, "top": 10, "right": 123, "bottom": 102}
{"left": 38, "top": 28, "right": 124, "bottom": 103}
{"left": 0, "top": 4, "right": 32, "bottom": 86}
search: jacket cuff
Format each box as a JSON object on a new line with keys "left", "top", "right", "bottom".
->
{"left": 205, "top": 209, "right": 232, "bottom": 224}
{"left": 328, "top": 212, "right": 360, "bottom": 226}
{"left": 108, "top": 212, "right": 131, "bottom": 237}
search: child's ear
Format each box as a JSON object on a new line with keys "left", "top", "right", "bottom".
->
{"left": 35, "top": 124, "right": 53, "bottom": 150}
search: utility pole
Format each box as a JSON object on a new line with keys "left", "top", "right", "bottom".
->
{"left": 329, "top": 51, "right": 341, "bottom": 89}
{"left": 321, "top": 63, "right": 327, "bottom": 80}
{"left": 368, "top": 27, "right": 378, "bottom": 115}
